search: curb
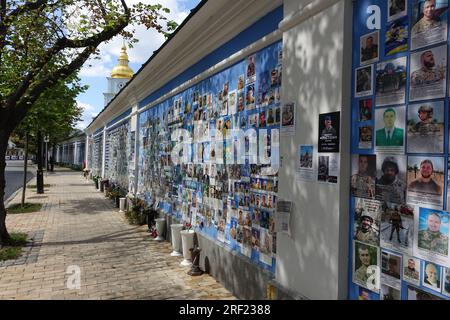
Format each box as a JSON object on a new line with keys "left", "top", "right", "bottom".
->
{"left": 4, "top": 164, "right": 38, "bottom": 207}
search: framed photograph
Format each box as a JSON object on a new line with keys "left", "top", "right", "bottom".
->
{"left": 380, "top": 203, "right": 414, "bottom": 255}
{"left": 388, "top": 0, "right": 407, "bottom": 21}
{"left": 375, "top": 106, "right": 405, "bottom": 154}
{"left": 411, "top": 0, "right": 448, "bottom": 50}
{"left": 353, "top": 197, "right": 381, "bottom": 246}
{"left": 407, "top": 285, "right": 443, "bottom": 300}
{"left": 442, "top": 267, "right": 450, "bottom": 296}
{"left": 407, "top": 101, "right": 444, "bottom": 154}
{"left": 355, "top": 65, "right": 373, "bottom": 98}
{"left": 318, "top": 112, "right": 340, "bottom": 153}
{"left": 375, "top": 57, "right": 407, "bottom": 107}
{"left": 403, "top": 255, "right": 421, "bottom": 286}
{"left": 422, "top": 260, "right": 442, "bottom": 293}
{"left": 353, "top": 240, "right": 380, "bottom": 292}
{"left": 351, "top": 155, "right": 376, "bottom": 199}
{"left": 375, "top": 154, "right": 406, "bottom": 204}
{"left": 359, "top": 99, "right": 373, "bottom": 121}
{"left": 409, "top": 44, "right": 447, "bottom": 101}
{"left": 385, "top": 16, "right": 409, "bottom": 56}
{"left": 381, "top": 250, "right": 402, "bottom": 289}
{"left": 380, "top": 284, "right": 401, "bottom": 300}
{"left": 360, "top": 31, "right": 380, "bottom": 65}
{"left": 407, "top": 156, "right": 444, "bottom": 209}
{"left": 358, "top": 126, "right": 373, "bottom": 149}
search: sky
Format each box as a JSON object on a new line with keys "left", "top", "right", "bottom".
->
{"left": 76, "top": 0, "right": 202, "bottom": 130}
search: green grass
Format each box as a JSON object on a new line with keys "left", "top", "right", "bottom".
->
{"left": 0, "top": 233, "right": 28, "bottom": 261}
{"left": 27, "top": 184, "right": 51, "bottom": 188}
{"left": 6, "top": 203, "right": 42, "bottom": 214}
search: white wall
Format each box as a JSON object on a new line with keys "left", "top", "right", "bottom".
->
{"left": 275, "top": 0, "right": 352, "bottom": 299}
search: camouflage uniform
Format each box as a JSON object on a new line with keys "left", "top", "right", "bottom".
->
{"left": 411, "top": 66, "right": 446, "bottom": 87}
{"left": 376, "top": 177, "right": 406, "bottom": 204}
{"left": 354, "top": 265, "right": 369, "bottom": 285}
{"left": 418, "top": 230, "right": 449, "bottom": 255}
{"left": 404, "top": 267, "right": 419, "bottom": 281}
{"left": 355, "top": 228, "right": 379, "bottom": 246}
{"left": 351, "top": 174, "right": 375, "bottom": 198}
{"left": 412, "top": 18, "right": 442, "bottom": 34}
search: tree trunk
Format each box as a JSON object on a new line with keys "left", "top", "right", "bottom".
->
{"left": 36, "top": 131, "right": 44, "bottom": 194}
{"left": 21, "top": 134, "right": 29, "bottom": 207}
{"left": 0, "top": 132, "right": 11, "bottom": 246}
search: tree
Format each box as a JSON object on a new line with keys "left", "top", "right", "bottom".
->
{"left": 0, "top": 0, "right": 176, "bottom": 245}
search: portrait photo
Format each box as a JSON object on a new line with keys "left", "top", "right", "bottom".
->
{"left": 389, "top": 0, "right": 407, "bottom": 21}
{"left": 407, "top": 156, "right": 444, "bottom": 209}
{"left": 411, "top": 0, "right": 448, "bottom": 50}
{"left": 375, "top": 154, "right": 407, "bottom": 204}
{"left": 385, "top": 16, "right": 409, "bottom": 56}
{"left": 375, "top": 57, "right": 407, "bottom": 107}
{"left": 415, "top": 208, "right": 449, "bottom": 264}
{"left": 355, "top": 65, "right": 373, "bottom": 98}
{"left": 353, "top": 241, "right": 380, "bottom": 291}
{"left": 318, "top": 112, "right": 340, "bottom": 153}
{"left": 359, "top": 99, "right": 372, "bottom": 121}
{"left": 246, "top": 54, "right": 256, "bottom": 84}
{"left": 381, "top": 250, "right": 402, "bottom": 287}
{"left": 443, "top": 267, "right": 450, "bottom": 296}
{"left": 357, "top": 286, "right": 377, "bottom": 300}
{"left": 380, "top": 284, "right": 401, "bottom": 300}
{"left": 358, "top": 126, "right": 373, "bottom": 149}
{"left": 246, "top": 83, "right": 256, "bottom": 110}
{"left": 353, "top": 197, "right": 381, "bottom": 246}
{"left": 351, "top": 154, "right": 376, "bottom": 199}
{"left": 380, "top": 203, "right": 414, "bottom": 255}
{"left": 360, "top": 31, "right": 379, "bottom": 65}
{"left": 422, "top": 261, "right": 442, "bottom": 292}
{"left": 300, "top": 145, "right": 313, "bottom": 169}
{"left": 403, "top": 255, "right": 421, "bottom": 285}
{"left": 407, "top": 285, "right": 443, "bottom": 299}
{"left": 375, "top": 106, "right": 405, "bottom": 154}
{"left": 407, "top": 101, "right": 444, "bottom": 154}
{"left": 409, "top": 45, "right": 447, "bottom": 101}
{"left": 228, "top": 90, "right": 237, "bottom": 115}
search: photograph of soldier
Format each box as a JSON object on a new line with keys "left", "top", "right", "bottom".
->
{"left": 381, "top": 250, "right": 402, "bottom": 286}
{"left": 357, "top": 287, "right": 373, "bottom": 300}
{"left": 355, "top": 65, "right": 373, "bottom": 98}
{"left": 353, "top": 241, "right": 380, "bottom": 291}
{"left": 407, "top": 101, "right": 444, "bottom": 154}
{"left": 375, "top": 155, "right": 406, "bottom": 204}
{"left": 380, "top": 203, "right": 414, "bottom": 255}
{"left": 375, "top": 106, "right": 405, "bottom": 154}
{"left": 407, "top": 285, "right": 443, "bottom": 299}
{"left": 407, "top": 156, "right": 444, "bottom": 208}
{"left": 416, "top": 208, "right": 449, "bottom": 257}
{"left": 443, "top": 267, "right": 450, "bottom": 296}
{"left": 318, "top": 155, "right": 329, "bottom": 182}
{"left": 375, "top": 57, "right": 407, "bottom": 106}
{"left": 422, "top": 261, "right": 442, "bottom": 292}
{"left": 360, "top": 31, "right": 379, "bottom": 65}
{"left": 389, "top": 0, "right": 407, "bottom": 21}
{"left": 351, "top": 154, "right": 376, "bottom": 199}
{"left": 380, "top": 284, "right": 401, "bottom": 300}
{"left": 385, "top": 17, "right": 409, "bottom": 56}
{"left": 318, "top": 112, "right": 340, "bottom": 153}
{"left": 246, "top": 54, "right": 256, "bottom": 84}
{"left": 358, "top": 126, "right": 373, "bottom": 149}
{"left": 353, "top": 197, "right": 381, "bottom": 246}
{"left": 411, "top": 0, "right": 448, "bottom": 50}
{"left": 409, "top": 45, "right": 447, "bottom": 101}
{"left": 300, "top": 145, "right": 313, "bottom": 169}
{"left": 359, "top": 99, "right": 373, "bottom": 121}
{"left": 403, "top": 256, "right": 421, "bottom": 285}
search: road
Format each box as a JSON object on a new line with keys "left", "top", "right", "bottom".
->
{"left": 4, "top": 160, "right": 35, "bottom": 201}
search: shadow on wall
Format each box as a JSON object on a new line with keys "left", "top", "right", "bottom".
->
{"left": 278, "top": 2, "right": 348, "bottom": 299}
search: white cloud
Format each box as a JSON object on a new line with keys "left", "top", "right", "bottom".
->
{"left": 76, "top": 101, "right": 100, "bottom": 130}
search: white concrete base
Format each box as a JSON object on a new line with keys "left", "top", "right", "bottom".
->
{"left": 171, "top": 251, "right": 182, "bottom": 257}
{"left": 170, "top": 223, "right": 184, "bottom": 257}
{"left": 180, "top": 259, "right": 192, "bottom": 267}
{"left": 119, "top": 197, "right": 126, "bottom": 212}
{"left": 180, "top": 229, "right": 195, "bottom": 267}
{"left": 154, "top": 218, "right": 166, "bottom": 241}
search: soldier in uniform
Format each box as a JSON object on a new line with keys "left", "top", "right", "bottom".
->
{"left": 389, "top": 207, "right": 403, "bottom": 243}
{"left": 411, "top": 50, "right": 446, "bottom": 86}
{"left": 361, "top": 35, "right": 378, "bottom": 63}
{"left": 321, "top": 115, "right": 337, "bottom": 136}
{"left": 351, "top": 155, "right": 375, "bottom": 199}
{"left": 412, "top": 105, "right": 437, "bottom": 136}
{"left": 403, "top": 258, "right": 420, "bottom": 281}
{"left": 354, "top": 212, "right": 379, "bottom": 246}
{"left": 411, "top": 0, "right": 442, "bottom": 35}
{"left": 418, "top": 212, "right": 449, "bottom": 255}
{"left": 408, "top": 159, "right": 442, "bottom": 196}
{"left": 354, "top": 245, "right": 372, "bottom": 286}
{"left": 375, "top": 157, "right": 406, "bottom": 204}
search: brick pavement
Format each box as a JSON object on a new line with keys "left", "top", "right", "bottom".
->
{"left": 0, "top": 168, "right": 236, "bottom": 300}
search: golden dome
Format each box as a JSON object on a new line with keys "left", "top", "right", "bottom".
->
{"left": 111, "top": 44, "right": 134, "bottom": 79}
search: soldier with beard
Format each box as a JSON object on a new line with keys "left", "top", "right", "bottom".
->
{"left": 408, "top": 159, "right": 441, "bottom": 195}
{"left": 376, "top": 157, "right": 406, "bottom": 203}
{"left": 411, "top": 50, "right": 446, "bottom": 86}
{"left": 354, "top": 212, "right": 379, "bottom": 246}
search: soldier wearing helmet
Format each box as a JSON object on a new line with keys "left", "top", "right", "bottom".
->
{"left": 354, "top": 210, "right": 379, "bottom": 246}
{"left": 376, "top": 156, "right": 406, "bottom": 204}
{"left": 413, "top": 105, "right": 436, "bottom": 136}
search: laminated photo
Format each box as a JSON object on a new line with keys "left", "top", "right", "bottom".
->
{"left": 380, "top": 203, "right": 414, "bottom": 255}
{"left": 259, "top": 228, "right": 273, "bottom": 266}
{"left": 380, "top": 284, "right": 401, "bottom": 300}
{"left": 407, "top": 101, "right": 444, "bottom": 154}
{"left": 351, "top": 154, "right": 376, "bottom": 199}
{"left": 385, "top": 16, "right": 409, "bottom": 56}
{"left": 246, "top": 54, "right": 256, "bottom": 84}
{"left": 353, "top": 197, "right": 381, "bottom": 246}
{"left": 388, "top": 0, "right": 407, "bottom": 22}
{"left": 407, "top": 285, "right": 443, "bottom": 299}
{"left": 360, "top": 31, "right": 379, "bottom": 65}
{"left": 442, "top": 267, "right": 450, "bottom": 296}
{"left": 403, "top": 255, "right": 421, "bottom": 286}
{"left": 318, "top": 112, "right": 340, "bottom": 153}
{"left": 375, "top": 106, "right": 405, "bottom": 154}
{"left": 355, "top": 65, "right": 373, "bottom": 98}
{"left": 422, "top": 260, "right": 442, "bottom": 293}
{"left": 409, "top": 45, "right": 447, "bottom": 101}
{"left": 381, "top": 249, "right": 402, "bottom": 289}
{"left": 359, "top": 99, "right": 373, "bottom": 121}
{"left": 407, "top": 156, "right": 444, "bottom": 209}
{"left": 352, "top": 240, "right": 380, "bottom": 292}
{"left": 375, "top": 154, "right": 406, "bottom": 204}
{"left": 414, "top": 207, "right": 450, "bottom": 267}
{"left": 411, "top": 0, "right": 448, "bottom": 50}
{"left": 246, "top": 83, "right": 256, "bottom": 110}
{"left": 358, "top": 126, "right": 373, "bottom": 149}
{"left": 375, "top": 57, "right": 407, "bottom": 106}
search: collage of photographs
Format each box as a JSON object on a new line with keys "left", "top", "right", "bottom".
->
{"left": 136, "top": 41, "right": 283, "bottom": 271}
{"left": 351, "top": 0, "right": 450, "bottom": 300}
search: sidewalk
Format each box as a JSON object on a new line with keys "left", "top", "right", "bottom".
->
{"left": 0, "top": 168, "right": 236, "bottom": 300}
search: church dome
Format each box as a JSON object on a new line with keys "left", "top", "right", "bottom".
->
{"left": 111, "top": 44, "right": 134, "bottom": 79}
